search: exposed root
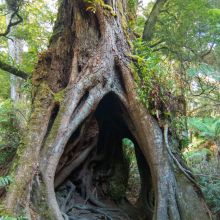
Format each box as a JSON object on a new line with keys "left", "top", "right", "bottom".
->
{"left": 60, "top": 181, "right": 76, "bottom": 212}
{"left": 70, "top": 204, "right": 131, "bottom": 220}
{"left": 57, "top": 180, "right": 132, "bottom": 220}
{"left": 62, "top": 212, "right": 70, "bottom": 220}
{"left": 71, "top": 205, "right": 113, "bottom": 220}
{"left": 164, "top": 123, "right": 200, "bottom": 187}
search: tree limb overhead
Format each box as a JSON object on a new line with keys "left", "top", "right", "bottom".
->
{"left": 0, "top": 60, "right": 29, "bottom": 79}
{"left": 0, "top": 8, "right": 23, "bottom": 38}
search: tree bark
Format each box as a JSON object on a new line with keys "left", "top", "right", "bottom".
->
{"left": 1, "top": 0, "right": 211, "bottom": 220}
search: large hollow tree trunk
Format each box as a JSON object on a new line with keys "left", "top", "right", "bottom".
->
{"left": 2, "top": 0, "right": 211, "bottom": 219}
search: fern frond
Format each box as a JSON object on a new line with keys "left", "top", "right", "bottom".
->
{"left": 0, "top": 176, "right": 12, "bottom": 187}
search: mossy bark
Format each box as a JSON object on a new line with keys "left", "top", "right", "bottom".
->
{"left": 1, "top": 0, "right": 211, "bottom": 220}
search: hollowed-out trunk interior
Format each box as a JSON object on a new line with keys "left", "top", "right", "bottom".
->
{"left": 55, "top": 93, "right": 154, "bottom": 220}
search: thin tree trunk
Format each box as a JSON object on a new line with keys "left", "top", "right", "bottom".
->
{"left": 1, "top": 0, "right": 211, "bottom": 219}
{"left": 6, "top": 7, "right": 24, "bottom": 102}
{"left": 6, "top": 5, "right": 28, "bottom": 129}
{"left": 142, "top": 0, "right": 168, "bottom": 41}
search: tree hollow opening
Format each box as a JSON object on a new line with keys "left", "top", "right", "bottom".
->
{"left": 55, "top": 93, "right": 154, "bottom": 220}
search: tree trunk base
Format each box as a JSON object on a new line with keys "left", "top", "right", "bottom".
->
{"left": 1, "top": 1, "right": 211, "bottom": 220}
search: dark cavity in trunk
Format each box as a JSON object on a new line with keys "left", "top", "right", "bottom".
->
{"left": 55, "top": 93, "right": 154, "bottom": 220}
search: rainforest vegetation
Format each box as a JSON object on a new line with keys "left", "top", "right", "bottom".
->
{"left": 0, "top": 0, "right": 219, "bottom": 219}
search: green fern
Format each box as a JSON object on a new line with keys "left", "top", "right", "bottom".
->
{"left": 0, "top": 176, "right": 12, "bottom": 187}
{"left": 188, "top": 117, "right": 220, "bottom": 142}
{"left": 0, "top": 216, "right": 28, "bottom": 220}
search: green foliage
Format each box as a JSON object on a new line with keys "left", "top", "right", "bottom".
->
{"left": 122, "top": 138, "right": 134, "bottom": 148}
{"left": 186, "top": 60, "right": 220, "bottom": 116}
{"left": 199, "top": 175, "right": 220, "bottom": 213}
{"left": 149, "top": 0, "right": 220, "bottom": 62}
{"left": 184, "top": 117, "right": 220, "bottom": 212}
{"left": 107, "top": 138, "right": 137, "bottom": 202}
{"left": 0, "top": 176, "right": 12, "bottom": 187}
{"left": 15, "top": 0, "right": 57, "bottom": 73}
{"left": 122, "top": 138, "right": 140, "bottom": 202}
{"left": 127, "top": 0, "right": 138, "bottom": 9}
{"left": 184, "top": 148, "right": 212, "bottom": 165}
{"left": 0, "top": 216, "right": 28, "bottom": 220}
{"left": 187, "top": 63, "right": 218, "bottom": 80}
{"left": 0, "top": 100, "right": 20, "bottom": 166}
{"left": 132, "top": 38, "right": 163, "bottom": 107}
{"left": 138, "top": 0, "right": 220, "bottom": 212}
{"left": 139, "top": 0, "right": 220, "bottom": 117}
{"left": 0, "top": 71, "right": 10, "bottom": 100}
{"left": 188, "top": 117, "right": 220, "bottom": 142}
{"left": 122, "top": 138, "right": 135, "bottom": 170}
{"left": 184, "top": 151, "right": 220, "bottom": 212}
{"left": 127, "top": 0, "right": 138, "bottom": 16}
{"left": 171, "top": 115, "right": 188, "bottom": 140}
{"left": 0, "top": 1, "right": 55, "bottom": 173}
{"left": 108, "top": 167, "right": 127, "bottom": 201}
{"left": 0, "top": 0, "right": 57, "bottom": 74}
{"left": 131, "top": 38, "right": 181, "bottom": 122}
